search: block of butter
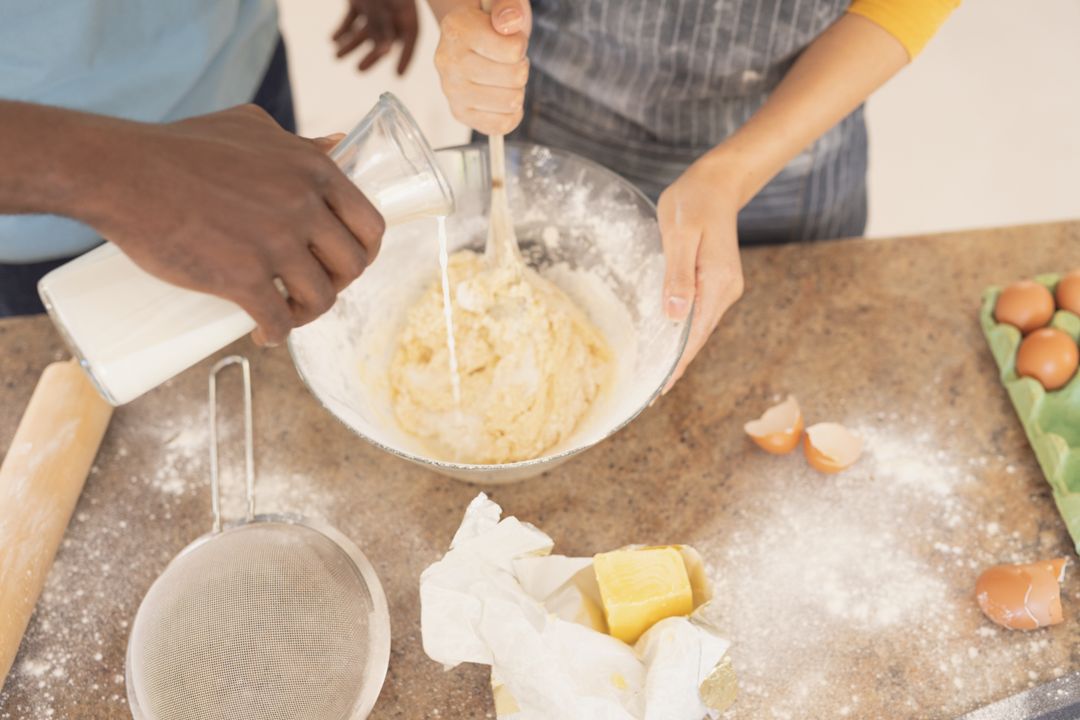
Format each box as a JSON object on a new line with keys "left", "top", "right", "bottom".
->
{"left": 421, "top": 494, "right": 736, "bottom": 720}
{"left": 594, "top": 547, "right": 694, "bottom": 644}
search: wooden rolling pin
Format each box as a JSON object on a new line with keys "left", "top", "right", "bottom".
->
{"left": 0, "top": 360, "right": 112, "bottom": 686}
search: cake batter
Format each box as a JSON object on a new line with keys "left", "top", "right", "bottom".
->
{"left": 390, "top": 249, "right": 612, "bottom": 464}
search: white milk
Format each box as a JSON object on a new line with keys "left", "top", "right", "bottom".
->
{"left": 39, "top": 187, "right": 451, "bottom": 407}
{"left": 37, "top": 93, "right": 452, "bottom": 406}
{"left": 39, "top": 243, "right": 256, "bottom": 405}
{"left": 435, "top": 216, "right": 462, "bottom": 406}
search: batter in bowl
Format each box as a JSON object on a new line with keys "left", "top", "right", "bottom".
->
{"left": 389, "top": 249, "right": 612, "bottom": 464}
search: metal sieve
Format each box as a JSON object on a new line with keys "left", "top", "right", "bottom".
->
{"left": 125, "top": 356, "right": 391, "bottom": 720}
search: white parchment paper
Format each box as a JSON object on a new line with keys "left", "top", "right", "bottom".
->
{"left": 420, "top": 494, "right": 732, "bottom": 720}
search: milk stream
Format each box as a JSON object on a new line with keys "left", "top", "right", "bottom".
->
{"left": 436, "top": 216, "right": 462, "bottom": 406}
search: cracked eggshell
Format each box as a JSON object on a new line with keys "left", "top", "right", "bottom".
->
{"left": 975, "top": 558, "right": 1068, "bottom": 631}
{"left": 803, "top": 422, "right": 863, "bottom": 474}
{"left": 744, "top": 395, "right": 804, "bottom": 455}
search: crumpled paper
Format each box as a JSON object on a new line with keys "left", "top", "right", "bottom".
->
{"left": 420, "top": 493, "right": 735, "bottom": 720}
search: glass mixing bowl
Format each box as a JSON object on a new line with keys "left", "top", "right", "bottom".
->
{"left": 288, "top": 142, "right": 690, "bottom": 484}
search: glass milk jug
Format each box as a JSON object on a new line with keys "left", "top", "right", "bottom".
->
{"left": 38, "top": 94, "right": 454, "bottom": 406}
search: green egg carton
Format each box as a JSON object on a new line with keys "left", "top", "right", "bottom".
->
{"left": 980, "top": 273, "right": 1080, "bottom": 552}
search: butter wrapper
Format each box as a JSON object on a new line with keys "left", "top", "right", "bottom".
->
{"left": 420, "top": 493, "right": 735, "bottom": 719}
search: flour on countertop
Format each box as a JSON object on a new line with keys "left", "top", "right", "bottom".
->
{"left": 0, "top": 407, "right": 339, "bottom": 720}
{"left": 140, "top": 410, "right": 336, "bottom": 518}
{"left": 701, "top": 419, "right": 1071, "bottom": 720}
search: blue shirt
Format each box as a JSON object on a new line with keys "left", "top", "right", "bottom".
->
{"left": 0, "top": 0, "right": 279, "bottom": 263}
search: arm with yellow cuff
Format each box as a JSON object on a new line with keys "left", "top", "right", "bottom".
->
{"left": 659, "top": 1, "right": 960, "bottom": 390}
{"left": 848, "top": 0, "right": 961, "bottom": 58}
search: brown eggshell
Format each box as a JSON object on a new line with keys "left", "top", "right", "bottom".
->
{"left": 803, "top": 423, "right": 863, "bottom": 474}
{"left": 975, "top": 558, "right": 1068, "bottom": 630}
{"left": 994, "top": 281, "right": 1056, "bottom": 334}
{"left": 1015, "top": 327, "right": 1080, "bottom": 391}
{"left": 744, "top": 396, "right": 804, "bottom": 455}
{"left": 1056, "top": 270, "right": 1080, "bottom": 316}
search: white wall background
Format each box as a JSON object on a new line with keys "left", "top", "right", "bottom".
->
{"left": 863, "top": 0, "right": 1080, "bottom": 237}
{"left": 278, "top": 0, "right": 1080, "bottom": 239}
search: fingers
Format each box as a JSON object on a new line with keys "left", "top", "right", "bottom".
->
{"left": 332, "top": 6, "right": 359, "bottom": 42}
{"left": 489, "top": 0, "right": 532, "bottom": 36}
{"left": 368, "top": 0, "right": 395, "bottom": 39}
{"left": 278, "top": 248, "right": 338, "bottom": 328}
{"left": 661, "top": 227, "right": 700, "bottom": 322}
{"left": 452, "top": 107, "right": 523, "bottom": 136}
{"left": 335, "top": 26, "right": 372, "bottom": 58}
{"left": 242, "top": 241, "right": 336, "bottom": 345}
{"left": 308, "top": 211, "right": 370, "bottom": 292}
{"left": 662, "top": 229, "right": 744, "bottom": 393}
{"left": 358, "top": 41, "right": 394, "bottom": 71}
{"left": 248, "top": 206, "right": 369, "bottom": 344}
{"left": 457, "top": 82, "right": 523, "bottom": 114}
{"left": 238, "top": 274, "right": 293, "bottom": 348}
{"left": 435, "top": 5, "right": 529, "bottom": 133}
{"left": 441, "top": 8, "right": 528, "bottom": 64}
{"left": 453, "top": 52, "right": 529, "bottom": 88}
{"left": 396, "top": 12, "right": 419, "bottom": 75}
{"left": 334, "top": 0, "right": 413, "bottom": 74}
{"left": 438, "top": 55, "right": 527, "bottom": 133}
{"left": 323, "top": 165, "right": 386, "bottom": 262}
{"left": 437, "top": 57, "right": 527, "bottom": 134}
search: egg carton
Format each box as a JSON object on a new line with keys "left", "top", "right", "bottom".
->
{"left": 980, "top": 273, "right": 1080, "bottom": 552}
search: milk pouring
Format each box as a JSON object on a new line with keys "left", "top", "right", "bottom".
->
{"left": 39, "top": 94, "right": 453, "bottom": 405}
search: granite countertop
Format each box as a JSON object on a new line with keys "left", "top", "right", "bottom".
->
{"left": 2, "top": 222, "right": 1080, "bottom": 719}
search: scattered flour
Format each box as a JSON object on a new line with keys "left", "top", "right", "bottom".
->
{"left": 700, "top": 419, "right": 1071, "bottom": 719}
{"left": 139, "top": 410, "right": 336, "bottom": 518}
{"left": 0, "top": 406, "right": 338, "bottom": 719}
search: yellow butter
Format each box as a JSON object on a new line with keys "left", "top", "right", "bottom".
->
{"left": 593, "top": 547, "right": 694, "bottom": 645}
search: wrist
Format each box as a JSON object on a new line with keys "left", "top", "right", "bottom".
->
{"left": 0, "top": 103, "right": 100, "bottom": 219}
{"left": 691, "top": 144, "right": 759, "bottom": 210}
{"left": 62, "top": 113, "right": 162, "bottom": 235}
{"left": 55, "top": 116, "right": 124, "bottom": 225}
{"left": 7, "top": 104, "right": 140, "bottom": 226}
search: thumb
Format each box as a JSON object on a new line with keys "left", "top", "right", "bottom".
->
{"left": 659, "top": 202, "right": 700, "bottom": 322}
{"left": 489, "top": 0, "right": 531, "bottom": 36}
{"left": 306, "top": 132, "right": 347, "bottom": 154}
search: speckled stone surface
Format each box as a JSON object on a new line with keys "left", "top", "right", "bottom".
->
{"left": 2, "top": 223, "right": 1080, "bottom": 720}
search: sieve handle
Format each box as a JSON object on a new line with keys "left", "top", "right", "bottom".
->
{"left": 208, "top": 355, "right": 255, "bottom": 533}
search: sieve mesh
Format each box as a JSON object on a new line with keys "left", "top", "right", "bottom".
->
{"left": 128, "top": 521, "right": 379, "bottom": 720}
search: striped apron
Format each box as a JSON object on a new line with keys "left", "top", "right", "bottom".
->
{"left": 509, "top": 0, "right": 867, "bottom": 244}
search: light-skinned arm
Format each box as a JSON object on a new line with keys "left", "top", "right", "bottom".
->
{"left": 658, "top": 13, "right": 910, "bottom": 390}
{"left": 428, "top": 4, "right": 917, "bottom": 390}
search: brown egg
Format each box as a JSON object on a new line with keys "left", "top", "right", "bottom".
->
{"left": 975, "top": 558, "right": 1067, "bottom": 630}
{"left": 994, "top": 280, "right": 1055, "bottom": 334}
{"left": 1015, "top": 327, "right": 1079, "bottom": 390}
{"left": 1056, "top": 270, "right": 1080, "bottom": 316}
